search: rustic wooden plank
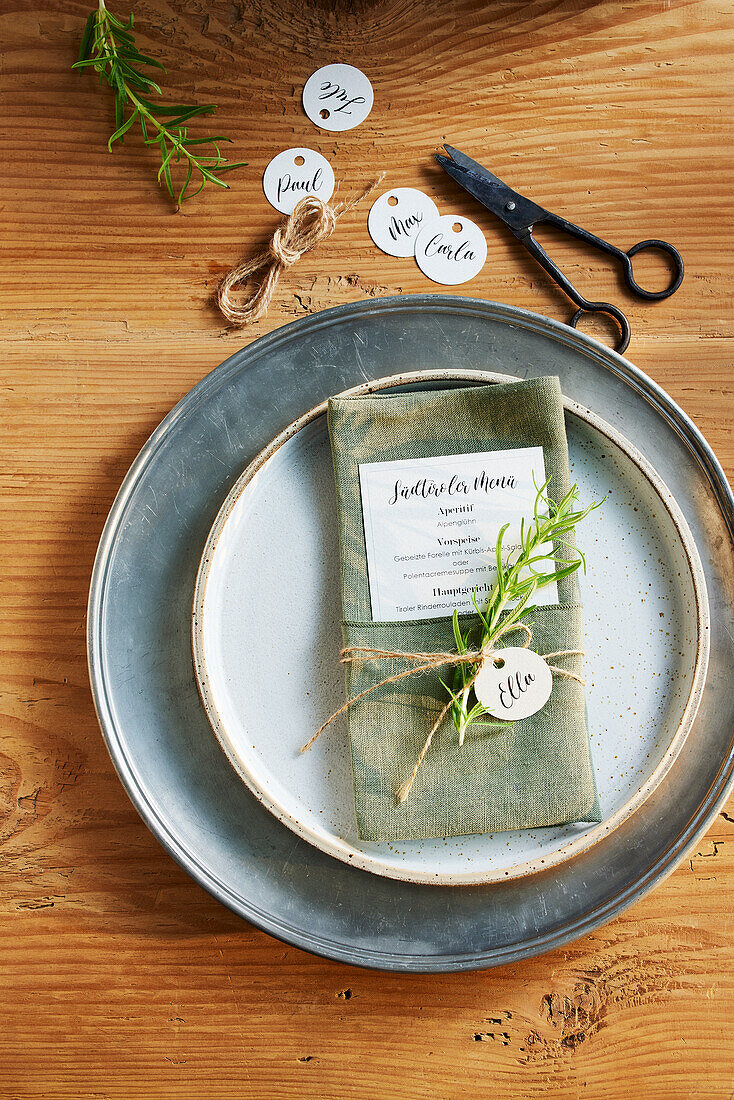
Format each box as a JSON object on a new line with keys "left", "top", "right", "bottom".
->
{"left": 1, "top": 0, "right": 733, "bottom": 1096}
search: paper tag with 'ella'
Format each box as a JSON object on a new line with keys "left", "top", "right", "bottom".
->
{"left": 474, "top": 647, "right": 553, "bottom": 721}
{"left": 302, "top": 64, "right": 374, "bottom": 132}
{"left": 262, "top": 148, "right": 335, "bottom": 214}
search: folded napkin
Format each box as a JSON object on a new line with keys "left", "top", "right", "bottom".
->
{"left": 327, "top": 377, "right": 601, "bottom": 842}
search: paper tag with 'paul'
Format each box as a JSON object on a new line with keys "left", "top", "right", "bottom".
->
{"left": 262, "top": 148, "right": 335, "bottom": 214}
{"left": 414, "top": 213, "right": 487, "bottom": 285}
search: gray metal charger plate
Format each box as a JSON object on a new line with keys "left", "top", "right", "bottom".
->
{"left": 88, "top": 296, "right": 734, "bottom": 972}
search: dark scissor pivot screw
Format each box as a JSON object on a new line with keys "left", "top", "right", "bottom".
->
{"left": 505, "top": 201, "right": 516, "bottom": 211}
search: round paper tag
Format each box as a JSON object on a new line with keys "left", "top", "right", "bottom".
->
{"left": 474, "top": 647, "right": 553, "bottom": 721}
{"left": 414, "top": 214, "right": 487, "bottom": 285}
{"left": 302, "top": 64, "right": 374, "bottom": 132}
{"left": 262, "top": 148, "right": 335, "bottom": 214}
{"left": 368, "top": 188, "right": 440, "bottom": 258}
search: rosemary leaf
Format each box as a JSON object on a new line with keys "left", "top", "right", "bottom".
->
{"left": 77, "top": 11, "right": 96, "bottom": 62}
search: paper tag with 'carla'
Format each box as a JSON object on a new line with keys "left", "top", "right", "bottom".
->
{"left": 414, "top": 214, "right": 487, "bottom": 285}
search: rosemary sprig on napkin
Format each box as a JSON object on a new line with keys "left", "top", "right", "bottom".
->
{"left": 445, "top": 481, "right": 601, "bottom": 744}
{"left": 73, "top": 0, "right": 246, "bottom": 207}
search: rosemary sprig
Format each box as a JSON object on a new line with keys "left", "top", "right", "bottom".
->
{"left": 73, "top": 0, "right": 247, "bottom": 208}
{"left": 443, "top": 480, "right": 602, "bottom": 745}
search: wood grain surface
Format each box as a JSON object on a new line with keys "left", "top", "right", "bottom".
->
{"left": 2, "top": 0, "right": 733, "bottom": 1096}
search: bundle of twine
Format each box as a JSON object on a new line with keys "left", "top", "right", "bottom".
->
{"left": 217, "top": 175, "right": 384, "bottom": 326}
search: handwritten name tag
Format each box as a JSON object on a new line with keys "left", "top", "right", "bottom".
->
{"left": 303, "top": 64, "right": 374, "bottom": 132}
{"left": 474, "top": 647, "right": 554, "bottom": 720}
{"left": 414, "top": 214, "right": 487, "bottom": 285}
{"left": 368, "top": 188, "right": 440, "bottom": 258}
{"left": 358, "top": 447, "right": 558, "bottom": 622}
{"left": 262, "top": 148, "right": 335, "bottom": 214}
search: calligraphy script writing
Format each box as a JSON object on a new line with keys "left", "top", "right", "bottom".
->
{"left": 388, "top": 471, "right": 517, "bottom": 505}
{"left": 423, "top": 231, "right": 476, "bottom": 262}
{"left": 498, "top": 669, "right": 537, "bottom": 710}
{"left": 388, "top": 211, "right": 424, "bottom": 241}
{"left": 318, "top": 80, "right": 366, "bottom": 115}
{"left": 276, "top": 167, "right": 324, "bottom": 205}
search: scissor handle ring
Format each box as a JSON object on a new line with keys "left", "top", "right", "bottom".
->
{"left": 624, "top": 239, "right": 684, "bottom": 301}
{"left": 569, "top": 302, "right": 631, "bottom": 355}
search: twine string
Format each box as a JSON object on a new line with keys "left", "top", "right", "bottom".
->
{"left": 300, "top": 621, "right": 530, "bottom": 755}
{"left": 217, "top": 174, "right": 385, "bottom": 326}
{"left": 301, "top": 620, "right": 585, "bottom": 803}
{"left": 395, "top": 662, "right": 484, "bottom": 804}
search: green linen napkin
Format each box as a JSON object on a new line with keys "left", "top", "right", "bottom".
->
{"left": 327, "top": 377, "right": 601, "bottom": 842}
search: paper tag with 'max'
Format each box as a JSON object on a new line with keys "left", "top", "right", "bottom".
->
{"left": 368, "top": 188, "right": 439, "bottom": 258}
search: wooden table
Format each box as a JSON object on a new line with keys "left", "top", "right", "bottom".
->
{"left": 2, "top": 1, "right": 733, "bottom": 1095}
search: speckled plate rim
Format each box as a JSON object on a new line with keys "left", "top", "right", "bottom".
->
{"left": 192, "top": 368, "right": 710, "bottom": 886}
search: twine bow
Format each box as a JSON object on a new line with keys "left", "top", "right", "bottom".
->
{"left": 217, "top": 175, "right": 385, "bottom": 326}
{"left": 302, "top": 621, "right": 585, "bottom": 803}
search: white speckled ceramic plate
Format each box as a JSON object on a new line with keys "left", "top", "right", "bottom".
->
{"left": 192, "top": 371, "right": 709, "bottom": 885}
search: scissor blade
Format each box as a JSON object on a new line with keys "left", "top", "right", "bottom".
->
{"left": 440, "top": 144, "right": 498, "bottom": 177}
{"left": 436, "top": 147, "right": 547, "bottom": 234}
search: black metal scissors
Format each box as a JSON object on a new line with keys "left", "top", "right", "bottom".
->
{"left": 435, "top": 145, "right": 684, "bottom": 354}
